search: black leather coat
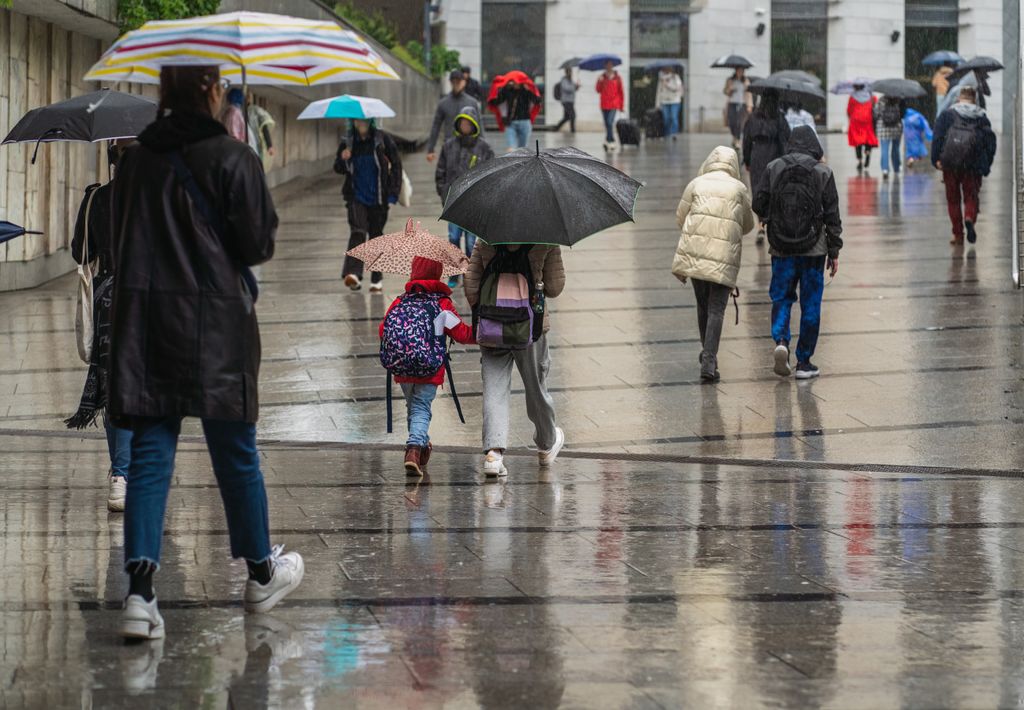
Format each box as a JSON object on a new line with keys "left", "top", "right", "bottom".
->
{"left": 109, "top": 111, "right": 278, "bottom": 424}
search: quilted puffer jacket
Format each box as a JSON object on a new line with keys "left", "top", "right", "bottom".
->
{"left": 671, "top": 146, "right": 755, "bottom": 288}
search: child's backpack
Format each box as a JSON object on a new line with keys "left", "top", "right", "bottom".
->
{"left": 767, "top": 161, "right": 824, "bottom": 255}
{"left": 380, "top": 292, "right": 447, "bottom": 378}
{"left": 939, "top": 114, "right": 978, "bottom": 171}
{"left": 474, "top": 245, "right": 543, "bottom": 349}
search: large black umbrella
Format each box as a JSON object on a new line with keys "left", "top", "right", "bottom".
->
{"left": 870, "top": 78, "right": 926, "bottom": 99}
{"left": 645, "top": 59, "right": 684, "bottom": 73}
{"left": 769, "top": 70, "right": 822, "bottom": 87}
{"left": 711, "top": 54, "right": 753, "bottom": 69}
{"left": 750, "top": 76, "right": 826, "bottom": 101}
{"left": 0, "top": 221, "right": 42, "bottom": 246}
{"left": 3, "top": 89, "right": 156, "bottom": 162}
{"left": 947, "top": 56, "right": 1003, "bottom": 84}
{"left": 440, "top": 145, "right": 642, "bottom": 247}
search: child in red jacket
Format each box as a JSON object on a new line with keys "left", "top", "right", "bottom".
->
{"left": 379, "top": 256, "right": 474, "bottom": 475}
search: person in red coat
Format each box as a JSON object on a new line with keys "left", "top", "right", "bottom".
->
{"left": 379, "top": 256, "right": 475, "bottom": 475}
{"left": 596, "top": 60, "right": 625, "bottom": 150}
{"left": 847, "top": 84, "right": 878, "bottom": 171}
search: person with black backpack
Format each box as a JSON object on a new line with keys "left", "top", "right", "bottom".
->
{"left": 753, "top": 126, "right": 843, "bottom": 380}
{"left": 742, "top": 90, "right": 790, "bottom": 245}
{"left": 931, "top": 86, "right": 997, "bottom": 245}
{"left": 874, "top": 96, "right": 906, "bottom": 179}
{"left": 464, "top": 243, "right": 565, "bottom": 477}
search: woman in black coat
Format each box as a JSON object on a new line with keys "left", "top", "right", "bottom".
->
{"left": 108, "top": 65, "right": 303, "bottom": 641}
{"left": 742, "top": 90, "right": 791, "bottom": 243}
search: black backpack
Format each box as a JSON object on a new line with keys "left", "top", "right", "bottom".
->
{"left": 939, "top": 114, "right": 978, "bottom": 170}
{"left": 768, "top": 161, "right": 823, "bottom": 255}
{"left": 881, "top": 101, "right": 902, "bottom": 128}
{"left": 554, "top": 82, "right": 563, "bottom": 101}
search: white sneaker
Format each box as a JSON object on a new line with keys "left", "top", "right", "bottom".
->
{"left": 482, "top": 450, "right": 508, "bottom": 478}
{"left": 538, "top": 427, "right": 565, "bottom": 467}
{"left": 773, "top": 344, "right": 792, "bottom": 377}
{"left": 120, "top": 594, "right": 165, "bottom": 640}
{"left": 369, "top": 281, "right": 384, "bottom": 293}
{"left": 343, "top": 274, "right": 361, "bottom": 291}
{"left": 108, "top": 474, "right": 127, "bottom": 512}
{"left": 244, "top": 545, "right": 304, "bottom": 614}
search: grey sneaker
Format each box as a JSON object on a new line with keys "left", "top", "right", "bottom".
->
{"left": 773, "top": 343, "right": 792, "bottom": 377}
{"left": 795, "top": 362, "right": 821, "bottom": 380}
{"left": 120, "top": 594, "right": 165, "bottom": 640}
{"left": 107, "top": 474, "right": 127, "bottom": 512}
{"left": 482, "top": 450, "right": 508, "bottom": 478}
{"left": 538, "top": 427, "right": 565, "bottom": 467}
{"left": 244, "top": 545, "right": 304, "bottom": 614}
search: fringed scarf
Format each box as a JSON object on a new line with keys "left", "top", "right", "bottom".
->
{"left": 64, "top": 272, "right": 114, "bottom": 429}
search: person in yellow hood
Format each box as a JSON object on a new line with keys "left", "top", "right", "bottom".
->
{"left": 672, "top": 146, "right": 755, "bottom": 382}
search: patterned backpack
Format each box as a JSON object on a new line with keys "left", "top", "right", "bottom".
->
{"left": 473, "top": 245, "right": 543, "bottom": 350}
{"left": 380, "top": 292, "right": 447, "bottom": 378}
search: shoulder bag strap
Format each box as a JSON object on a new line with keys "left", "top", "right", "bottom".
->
{"left": 444, "top": 340, "right": 466, "bottom": 425}
{"left": 82, "top": 186, "right": 99, "bottom": 270}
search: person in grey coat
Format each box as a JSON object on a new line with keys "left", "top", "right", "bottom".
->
{"left": 426, "top": 69, "right": 482, "bottom": 161}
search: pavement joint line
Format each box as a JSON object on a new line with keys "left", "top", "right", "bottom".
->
{"left": 0, "top": 427, "right": 1021, "bottom": 477}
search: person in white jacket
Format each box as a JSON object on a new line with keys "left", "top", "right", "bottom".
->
{"left": 655, "top": 68, "right": 684, "bottom": 138}
{"left": 672, "top": 146, "right": 755, "bottom": 382}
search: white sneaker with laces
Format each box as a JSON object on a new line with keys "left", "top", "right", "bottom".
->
{"left": 244, "top": 545, "right": 304, "bottom": 614}
{"left": 538, "top": 427, "right": 565, "bottom": 467}
{"left": 482, "top": 450, "right": 508, "bottom": 478}
{"left": 108, "top": 474, "right": 127, "bottom": 512}
{"left": 120, "top": 594, "right": 165, "bottom": 640}
{"left": 773, "top": 344, "right": 792, "bottom": 377}
{"left": 369, "top": 281, "right": 384, "bottom": 293}
{"left": 343, "top": 274, "right": 361, "bottom": 291}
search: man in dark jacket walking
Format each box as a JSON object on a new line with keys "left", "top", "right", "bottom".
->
{"left": 335, "top": 118, "right": 403, "bottom": 292}
{"left": 436, "top": 105, "right": 495, "bottom": 286}
{"left": 426, "top": 69, "right": 482, "bottom": 162}
{"left": 754, "top": 126, "right": 843, "bottom": 380}
{"left": 462, "top": 65, "right": 485, "bottom": 103}
{"left": 931, "top": 86, "right": 997, "bottom": 245}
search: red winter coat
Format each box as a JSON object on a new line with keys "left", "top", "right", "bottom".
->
{"left": 487, "top": 70, "right": 542, "bottom": 131}
{"left": 596, "top": 72, "right": 625, "bottom": 111}
{"left": 379, "top": 279, "right": 474, "bottom": 386}
{"left": 847, "top": 96, "right": 879, "bottom": 148}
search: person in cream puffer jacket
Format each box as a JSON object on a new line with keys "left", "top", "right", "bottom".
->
{"left": 672, "top": 145, "right": 755, "bottom": 382}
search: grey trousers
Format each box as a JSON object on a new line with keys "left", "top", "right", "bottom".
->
{"left": 692, "top": 278, "right": 732, "bottom": 358}
{"left": 481, "top": 334, "right": 557, "bottom": 452}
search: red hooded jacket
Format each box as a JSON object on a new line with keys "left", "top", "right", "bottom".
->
{"left": 596, "top": 71, "right": 625, "bottom": 111}
{"left": 487, "top": 71, "right": 542, "bottom": 131}
{"left": 379, "top": 256, "right": 475, "bottom": 386}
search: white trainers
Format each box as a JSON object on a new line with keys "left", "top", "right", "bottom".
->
{"left": 343, "top": 274, "right": 361, "bottom": 291}
{"left": 120, "top": 594, "right": 165, "bottom": 640}
{"left": 538, "top": 427, "right": 565, "bottom": 467}
{"left": 773, "top": 343, "right": 792, "bottom": 377}
{"left": 369, "top": 281, "right": 384, "bottom": 293}
{"left": 244, "top": 545, "right": 305, "bottom": 614}
{"left": 482, "top": 450, "right": 508, "bottom": 478}
{"left": 107, "top": 474, "right": 127, "bottom": 512}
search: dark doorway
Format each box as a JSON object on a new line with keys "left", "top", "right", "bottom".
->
{"left": 481, "top": 2, "right": 547, "bottom": 123}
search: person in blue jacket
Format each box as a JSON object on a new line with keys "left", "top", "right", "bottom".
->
{"left": 903, "top": 108, "right": 932, "bottom": 168}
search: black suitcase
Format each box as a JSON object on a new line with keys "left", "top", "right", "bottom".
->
{"left": 616, "top": 118, "right": 641, "bottom": 146}
{"left": 644, "top": 108, "right": 665, "bottom": 139}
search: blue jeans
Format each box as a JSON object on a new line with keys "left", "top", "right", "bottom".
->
{"left": 447, "top": 222, "right": 476, "bottom": 258}
{"left": 770, "top": 255, "right": 826, "bottom": 364}
{"left": 506, "top": 119, "right": 531, "bottom": 149}
{"left": 881, "top": 138, "right": 901, "bottom": 173}
{"left": 104, "top": 413, "right": 132, "bottom": 478}
{"left": 602, "top": 109, "right": 617, "bottom": 142}
{"left": 660, "top": 103, "right": 680, "bottom": 136}
{"left": 401, "top": 383, "right": 437, "bottom": 447}
{"left": 124, "top": 417, "right": 272, "bottom": 570}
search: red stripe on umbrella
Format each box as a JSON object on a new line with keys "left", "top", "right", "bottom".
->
{"left": 115, "top": 37, "right": 370, "bottom": 56}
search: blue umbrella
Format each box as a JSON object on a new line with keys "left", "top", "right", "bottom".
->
{"left": 579, "top": 53, "right": 622, "bottom": 71}
{"left": 922, "top": 50, "right": 963, "bottom": 67}
{"left": 644, "top": 59, "right": 683, "bottom": 73}
{"left": 0, "top": 221, "right": 42, "bottom": 245}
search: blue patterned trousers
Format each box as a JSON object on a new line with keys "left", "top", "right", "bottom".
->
{"left": 770, "top": 255, "right": 826, "bottom": 364}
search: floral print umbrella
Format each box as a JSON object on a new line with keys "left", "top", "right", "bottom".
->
{"left": 346, "top": 218, "right": 470, "bottom": 278}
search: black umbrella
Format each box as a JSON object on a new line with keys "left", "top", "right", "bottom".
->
{"left": 645, "top": 59, "right": 684, "bottom": 73}
{"left": 3, "top": 89, "right": 156, "bottom": 162}
{"left": 870, "top": 78, "right": 926, "bottom": 99}
{"left": 560, "top": 57, "right": 582, "bottom": 70}
{"left": 769, "top": 70, "right": 822, "bottom": 87}
{"left": 749, "top": 76, "right": 825, "bottom": 101}
{"left": 711, "top": 54, "right": 753, "bottom": 69}
{"left": 440, "top": 145, "right": 642, "bottom": 247}
{"left": 947, "top": 56, "right": 1003, "bottom": 84}
{"left": 0, "top": 221, "right": 42, "bottom": 246}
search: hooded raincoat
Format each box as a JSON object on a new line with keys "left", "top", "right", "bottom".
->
{"left": 435, "top": 105, "right": 496, "bottom": 202}
{"left": 903, "top": 108, "right": 933, "bottom": 160}
{"left": 672, "top": 146, "right": 755, "bottom": 288}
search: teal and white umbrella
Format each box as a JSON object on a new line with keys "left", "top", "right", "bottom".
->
{"left": 298, "top": 94, "right": 396, "bottom": 120}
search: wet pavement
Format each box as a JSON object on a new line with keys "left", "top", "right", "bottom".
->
{"left": 1, "top": 132, "right": 1023, "bottom": 708}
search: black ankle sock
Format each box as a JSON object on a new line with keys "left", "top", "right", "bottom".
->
{"left": 247, "top": 559, "right": 273, "bottom": 585}
{"left": 126, "top": 562, "right": 155, "bottom": 602}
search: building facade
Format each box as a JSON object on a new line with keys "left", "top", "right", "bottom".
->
{"left": 438, "top": 0, "right": 1012, "bottom": 134}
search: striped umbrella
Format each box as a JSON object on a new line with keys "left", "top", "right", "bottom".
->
{"left": 298, "top": 95, "right": 396, "bottom": 120}
{"left": 84, "top": 11, "right": 400, "bottom": 86}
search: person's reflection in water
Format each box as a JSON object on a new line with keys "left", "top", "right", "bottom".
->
{"left": 846, "top": 173, "right": 878, "bottom": 217}
{"left": 230, "top": 615, "right": 302, "bottom": 708}
{"left": 877, "top": 169, "right": 902, "bottom": 219}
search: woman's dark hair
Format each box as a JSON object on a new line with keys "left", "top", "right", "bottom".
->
{"left": 159, "top": 65, "right": 220, "bottom": 115}
{"left": 755, "top": 90, "right": 780, "bottom": 117}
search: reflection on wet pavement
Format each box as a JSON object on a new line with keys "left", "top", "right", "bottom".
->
{"left": 1, "top": 133, "right": 1022, "bottom": 707}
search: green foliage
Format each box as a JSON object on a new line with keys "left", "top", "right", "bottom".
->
{"left": 390, "top": 44, "right": 427, "bottom": 77}
{"left": 334, "top": 2, "right": 398, "bottom": 49}
{"left": 117, "top": 0, "right": 220, "bottom": 33}
{"left": 404, "top": 40, "right": 461, "bottom": 80}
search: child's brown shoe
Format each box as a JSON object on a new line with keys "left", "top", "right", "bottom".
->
{"left": 404, "top": 446, "right": 423, "bottom": 477}
{"left": 419, "top": 443, "right": 433, "bottom": 470}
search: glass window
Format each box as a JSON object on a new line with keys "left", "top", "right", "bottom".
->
{"left": 771, "top": 1, "right": 828, "bottom": 123}
{"left": 630, "top": 12, "right": 688, "bottom": 58}
{"left": 481, "top": 3, "right": 547, "bottom": 121}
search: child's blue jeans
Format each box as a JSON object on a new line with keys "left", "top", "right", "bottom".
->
{"left": 880, "top": 138, "right": 901, "bottom": 173}
{"left": 401, "top": 383, "right": 438, "bottom": 447}
{"left": 770, "top": 255, "right": 826, "bottom": 364}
